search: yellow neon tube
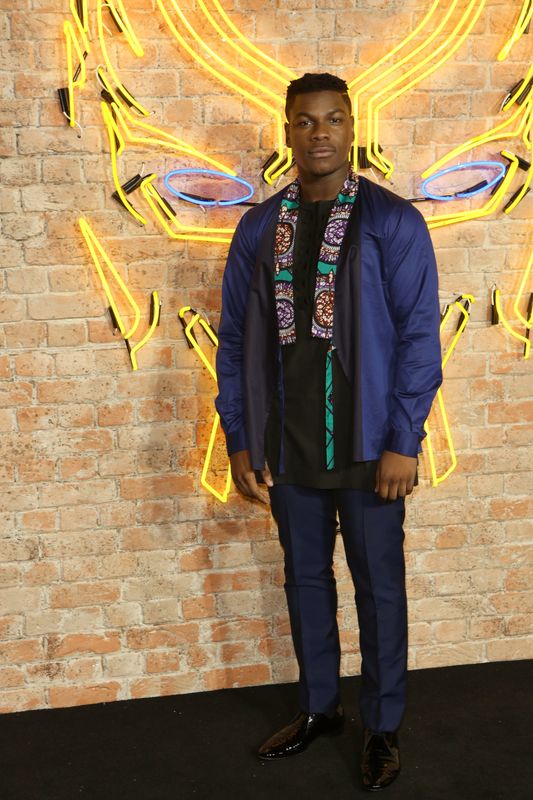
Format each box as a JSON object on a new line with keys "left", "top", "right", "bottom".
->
{"left": 441, "top": 295, "right": 474, "bottom": 369}
{"left": 210, "top": 0, "right": 297, "bottom": 83}
{"left": 155, "top": 0, "right": 287, "bottom": 184}
{"left": 69, "top": 0, "right": 89, "bottom": 37}
{"left": 426, "top": 151, "right": 519, "bottom": 228}
{"left": 140, "top": 174, "right": 235, "bottom": 243}
{"left": 422, "top": 99, "right": 532, "bottom": 179}
{"left": 198, "top": 0, "right": 294, "bottom": 88}
{"left": 161, "top": 0, "right": 283, "bottom": 104}
{"left": 105, "top": 0, "right": 144, "bottom": 57}
{"left": 64, "top": 19, "right": 89, "bottom": 128}
{"left": 504, "top": 135, "right": 533, "bottom": 214}
{"left": 423, "top": 67, "right": 533, "bottom": 179}
{"left": 96, "top": 0, "right": 150, "bottom": 117}
{"left": 513, "top": 251, "right": 533, "bottom": 329}
{"left": 97, "top": 69, "right": 235, "bottom": 176}
{"left": 423, "top": 295, "right": 473, "bottom": 486}
{"left": 129, "top": 291, "right": 161, "bottom": 370}
{"left": 201, "top": 412, "right": 233, "bottom": 503}
{"left": 348, "top": 0, "right": 442, "bottom": 93}
{"left": 101, "top": 101, "right": 147, "bottom": 225}
{"left": 78, "top": 217, "right": 141, "bottom": 339}
{"left": 494, "top": 289, "right": 531, "bottom": 359}
{"left": 184, "top": 312, "right": 218, "bottom": 379}
{"left": 498, "top": 0, "right": 533, "bottom": 61}
{"left": 524, "top": 103, "right": 533, "bottom": 147}
{"left": 502, "top": 68, "right": 533, "bottom": 114}
{"left": 180, "top": 307, "right": 232, "bottom": 502}
{"left": 424, "top": 388, "right": 457, "bottom": 486}
{"left": 348, "top": 0, "right": 446, "bottom": 170}
{"left": 367, "top": 0, "right": 487, "bottom": 177}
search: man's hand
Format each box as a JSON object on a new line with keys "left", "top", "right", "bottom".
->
{"left": 230, "top": 450, "right": 273, "bottom": 504}
{"left": 375, "top": 450, "right": 417, "bottom": 501}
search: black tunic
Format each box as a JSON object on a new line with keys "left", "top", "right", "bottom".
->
{"left": 264, "top": 198, "right": 378, "bottom": 490}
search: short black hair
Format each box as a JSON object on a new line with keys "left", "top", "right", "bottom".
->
{"left": 285, "top": 73, "right": 352, "bottom": 119}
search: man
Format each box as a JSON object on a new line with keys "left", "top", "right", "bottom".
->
{"left": 215, "top": 72, "right": 442, "bottom": 792}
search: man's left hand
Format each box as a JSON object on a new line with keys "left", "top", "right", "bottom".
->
{"left": 375, "top": 450, "right": 417, "bottom": 501}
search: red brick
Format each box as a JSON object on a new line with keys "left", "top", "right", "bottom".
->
{"left": 0, "top": 666, "right": 25, "bottom": 689}
{"left": 126, "top": 624, "right": 199, "bottom": 650}
{"left": 181, "top": 595, "right": 216, "bottom": 620}
{"left": 0, "top": 639, "right": 43, "bottom": 665}
{"left": 120, "top": 475, "right": 194, "bottom": 500}
{"left": 17, "top": 406, "right": 57, "bottom": 431}
{"left": 204, "top": 663, "right": 271, "bottom": 690}
{"left": 0, "top": 689, "right": 43, "bottom": 713}
{"left": 48, "top": 683, "right": 121, "bottom": 709}
{"left": 47, "top": 633, "right": 121, "bottom": 659}
{"left": 49, "top": 582, "right": 120, "bottom": 609}
{"left": 130, "top": 674, "right": 200, "bottom": 699}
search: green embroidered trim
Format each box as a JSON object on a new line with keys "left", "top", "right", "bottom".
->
{"left": 325, "top": 349, "right": 334, "bottom": 470}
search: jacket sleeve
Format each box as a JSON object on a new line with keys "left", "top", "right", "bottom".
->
{"left": 215, "top": 214, "right": 257, "bottom": 456}
{"left": 384, "top": 203, "right": 443, "bottom": 458}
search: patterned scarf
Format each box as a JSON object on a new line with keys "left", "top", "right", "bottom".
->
{"left": 273, "top": 168, "right": 359, "bottom": 470}
{"left": 274, "top": 168, "right": 359, "bottom": 346}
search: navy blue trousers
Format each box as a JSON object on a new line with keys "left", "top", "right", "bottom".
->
{"left": 269, "top": 485, "right": 407, "bottom": 733}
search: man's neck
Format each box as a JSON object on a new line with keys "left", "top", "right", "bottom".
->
{"left": 299, "top": 163, "right": 350, "bottom": 202}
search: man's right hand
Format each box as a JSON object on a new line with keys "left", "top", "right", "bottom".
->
{"left": 229, "top": 450, "right": 272, "bottom": 504}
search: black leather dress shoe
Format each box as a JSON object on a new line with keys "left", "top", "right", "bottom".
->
{"left": 361, "top": 729, "right": 400, "bottom": 791}
{"left": 257, "top": 706, "right": 344, "bottom": 760}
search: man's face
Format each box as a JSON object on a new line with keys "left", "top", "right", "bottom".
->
{"left": 285, "top": 90, "right": 354, "bottom": 180}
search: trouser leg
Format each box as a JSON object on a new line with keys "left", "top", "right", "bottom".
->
{"left": 269, "top": 484, "right": 340, "bottom": 715}
{"left": 336, "top": 489, "right": 407, "bottom": 732}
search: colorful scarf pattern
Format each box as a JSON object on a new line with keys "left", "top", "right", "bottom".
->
{"left": 273, "top": 168, "right": 359, "bottom": 470}
{"left": 273, "top": 169, "right": 359, "bottom": 346}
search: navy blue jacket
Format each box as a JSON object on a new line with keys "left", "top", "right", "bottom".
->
{"left": 215, "top": 175, "right": 443, "bottom": 471}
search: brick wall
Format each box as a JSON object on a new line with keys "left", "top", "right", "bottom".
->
{"left": 1, "top": 0, "right": 532, "bottom": 712}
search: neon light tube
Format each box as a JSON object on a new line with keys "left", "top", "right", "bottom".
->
{"left": 513, "top": 250, "right": 533, "bottom": 329}
{"left": 101, "top": 102, "right": 147, "bottom": 225}
{"left": 69, "top": 0, "right": 89, "bottom": 36}
{"left": 129, "top": 291, "right": 161, "bottom": 370}
{"left": 441, "top": 295, "right": 474, "bottom": 369}
{"left": 504, "top": 134, "right": 533, "bottom": 214}
{"left": 210, "top": 0, "right": 297, "bottom": 82}
{"left": 424, "top": 65, "right": 533, "bottom": 179}
{"left": 421, "top": 161, "right": 506, "bottom": 201}
{"left": 426, "top": 151, "right": 519, "bottom": 228}
{"left": 96, "top": 0, "right": 150, "bottom": 117}
{"left": 348, "top": 0, "right": 443, "bottom": 170}
{"left": 63, "top": 19, "right": 89, "bottom": 128}
{"left": 423, "top": 294, "right": 474, "bottom": 486}
{"left": 201, "top": 413, "right": 233, "bottom": 503}
{"left": 155, "top": 0, "right": 287, "bottom": 185}
{"left": 494, "top": 289, "right": 531, "bottom": 359}
{"left": 164, "top": 169, "right": 254, "bottom": 206}
{"left": 140, "top": 175, "right": 235, "bottom": 243}
{"left": 198, "top": 0, "right": 294, "bottom": 88}
{"left": 105, "top": 0, "right": 144, "bottom": 57}
{"left": 78, "top": 217, "right": 141, "bottom": 339}
{"left": 498, "top": 0, "right": 533, "bottom": 61}
{"left": 158, "top": 0, "right": 283, "bottom": 104}
{"left": 179, "top": 307, "right": 232, "bottom": 502}
{"left": 367, "top": 0, "right": 487, "bottom": 178}
{"left": 97, "top": 69, "right": 235, "bottom": 176}
{"left": 424, "top": 388, "right": 457, "bottom": 486}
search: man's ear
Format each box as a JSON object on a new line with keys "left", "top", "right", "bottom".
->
{"left": 284, "top": 121, "right": 291, "bottom": 148}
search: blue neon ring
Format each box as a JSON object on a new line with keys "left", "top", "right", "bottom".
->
{"left": 421, "top": 161, "right": 506, "bottom": 201}
{"left": 164, "top": 168, "right": 254, "bottom": 207}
